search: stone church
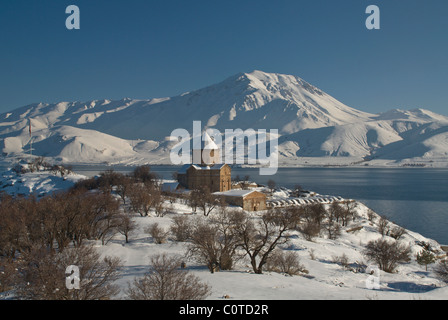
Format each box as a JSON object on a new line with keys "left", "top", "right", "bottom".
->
{"left": 176, "top": 131, "right": 267, "bottom": 211}
{"left": 177, "top": 132, "right": 232, "bottom": 193}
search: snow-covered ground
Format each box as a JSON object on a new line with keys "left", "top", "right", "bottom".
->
{"left": 0, "top": 167, "right": 85, "bottom": 197}
{"left": 100, "top": 198, "right": 447, "bottom": 300}
{"left": 1, "top": 168, "right": 447, "bottom": 300}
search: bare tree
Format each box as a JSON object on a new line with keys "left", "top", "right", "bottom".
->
{"left": 115, "top": 174, "right": 133, "bottom": 205}
{"left": 377, "top": 215, "right": 391, "bottom": 237}
{"left": 265, "top": 249, "right": 308, "bottom": 276}
{"left": 324, "top": 202, "right": 342, "bottom": 240}
{"left": 390, "top": 226, "right": 407, "bottom": 240}
{"left": 307, "top": 203, "right": 326, "bottom": 228}
{"left": 85, "top": 191, "right": 121, "bottom": 245}
{"left": 339, "top": 200, "right": 358, "bottom": 226}
{"left": 366, "top": 208, "right": 377, "bottom": 223}
{"left": 187, "top": 210, "right": 242, "bottom": 272}
{"left": 16, "top": 244, "right": 122, "bottom": 300}
{"left": 267, "top": 179, "right": 276, "bottom": 193}
{"left": 363, "top": 238, "right": 411, "bottom": 273}
{"left": 129, "top": 184, "right": 153, "bottom": 217}
{"left": 117, "top": 212, "right": 137, "bottom": 243}
{"left": 0, "top": 256, "right": 17, "bottom": 293}
{"left": 191, "top": 187, "right": 218, "bottom": 216}
{"left": 291, "top": 184, "right": 303, "bottom": 197}
{"left": 170, "top": 215, "right": 193, "bottom": 242}
{"left": 132, "top": 165, "right": 157, "bottom": 184}
{"left": 126, "top": 254, "right": 211, "bottom": 300}
{"left": 188, "top": 189, "right": 201, "bottom": 213}
{"left": 434, "top": 260, "right": 448, "bottom": 283}
{"left": 146, "top": 223, "right": 169, "bottom": 244}
{"left": 299, "top": 220, "right": 321, "bottom": 241}
{"left": 234, "top": 208, "right": 300, "bottom": 274}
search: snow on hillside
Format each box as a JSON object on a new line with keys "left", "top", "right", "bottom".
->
{"left": 0, "top": 167, "right": 85, "bottom": 197}
{"left": 94, "top": 189, "right": 448, "bottom": 300}
{"left": 0, "top": 70, "right": 447, "bottom": 167}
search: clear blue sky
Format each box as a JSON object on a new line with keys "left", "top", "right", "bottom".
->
{"left": 1, "top": 0, "right": 447, "bottom": 115}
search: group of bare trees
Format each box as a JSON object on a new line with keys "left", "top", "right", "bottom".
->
{"left": 0, "top": 189, "right": 121, "bottom": 258}
{"left": 0, "top": 189, "right": 125, "bottom": 299}
{"left": 0, "top": 163, "right": 217, "bottom": 300}
{"left": 362, "top": 213, "right": 447, "bottom": 275}
{"left": 73, "top": 166, "right": 166, "bottom": 219}
{"left": 169, "top": 206, "right": 308, "bottom": 275}
{"left": 160, "top": 200, "right": 360, "bottom": 276}
{"left": 284, "top": 201, "right": 358, "bottom": 242}
{"left": 0, "top": 166, "right": 157, "bottom": 299}
{"left": 127, "top": 254, "right": 211, "bottom": 300}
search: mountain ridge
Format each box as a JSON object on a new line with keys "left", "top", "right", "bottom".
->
{"left": 1, "top": 70, "right": 447, "bottom": 167}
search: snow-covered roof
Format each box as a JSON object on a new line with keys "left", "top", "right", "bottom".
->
{"left": 191, "top": 164, "right": 226, "bottom": 171}
{"left": 161, "top": 182, "right": 180, "bottom": 192}
{"left": 213, "top": 189, "right": 264, "bottom": 198}
{"left": 178, "top": 163, "right": 228, "bottom": 174}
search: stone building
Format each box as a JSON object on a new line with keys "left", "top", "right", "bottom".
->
{"left": 177, "top": 132, "right": 231, "bottom": 193}
{"left": 176, "top": 131, "right": 267, "bottom": 211}
{"left": 177, "top": 163, "right": 232, "bottom": 193}
{"left": 213, "top": 190, "right": 267, "bottom": 212}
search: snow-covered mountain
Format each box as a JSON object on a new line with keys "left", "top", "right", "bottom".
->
{"left": 1, "top": 70, "right": 447, "bottom": 167}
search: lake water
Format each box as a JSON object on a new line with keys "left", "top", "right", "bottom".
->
{"left": 68, "top": 165, "right": 448, "bottom": 246}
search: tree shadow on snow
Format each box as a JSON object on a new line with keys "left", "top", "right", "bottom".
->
{"left": 385, "top": 281, "right": 438, "bottom": 293}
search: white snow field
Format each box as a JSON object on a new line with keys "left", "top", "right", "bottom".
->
{"left": 101, "top": 201, "right": 448, "bottom": 301}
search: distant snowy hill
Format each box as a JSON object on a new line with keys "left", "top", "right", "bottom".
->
{"left": 1, "top": 70, "right": 447, "bottom": 167}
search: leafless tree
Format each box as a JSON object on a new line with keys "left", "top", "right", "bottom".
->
{"left": 129, "top": 184, "right": 153, "bottom": 217}
{"left": 306, "top": 203, "right": 326, "bottom": 228}
{"left": 117, "top": 212, "right": 137, "bottom": 243}
{"left": 233, "top": 208, "right": 301, "bottom": 274}
{"left": 189, "top": 187, "right": 217, "bottom": 216}
{"left": 339, "top": 200, "right": 358, "bottom": 226}
{"left": 267, "top": 179, "right": 276, "bottom": 193}
{"left": 115, "top": 174, "right": 133, "bottom": 205}
{"left": 324, "top": 202, "right": 342, "bottom": 240}
{"left": 126, "top": 254, "right": 211, "bottom": 300}
{"left": 16, "top": 244, "right": 122, "bottom": 300}
{"left": 363, "top": 238, "right": 411, "bottom": 273}
{"left": 377, "top": 215, "right": 391, "bottom": 237}
{"left": 265, "top": 249, "right": 308, "bottom": 276}
{"left": 170, "top": 215, "right": 193, "bottom": 242}
{"left": 89, "top": 192, "right": 122, "bottom": 245}
{"left": 434, "top": 259, "right": 448, "bottom": 283}
{"left": 298, "top": 220, "right": 321, "bottom": 241}
{"left": 98, "top": 169, "right": 122, "bottom": 193}
{"left": 390, "top": 226, "right": 407, "bottom": 240}
{"left": 366, "top": 208, "right": 377, "bottom": 223}
{"left": 187, "top": 210, "right": 243, "bottom": 272}
{"left": 0, "top": 256, "right": 17, "bottom": 293}
{"left": 146, "top": 223, "right": 169, "bottom": 244}
{"left": 132, "top": 165, "right": 158, "bottom": 185}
